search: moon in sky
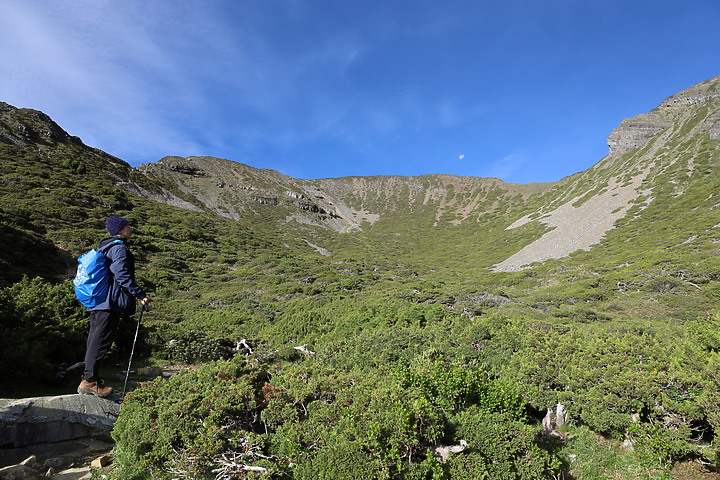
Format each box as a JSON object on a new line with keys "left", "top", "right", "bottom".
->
{"left": 459, "top": 154, "right": 465, "bottom": 159}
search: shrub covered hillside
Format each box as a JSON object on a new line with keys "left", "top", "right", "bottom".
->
{"left": 1, "top": 76, "right": 720, "bottom": 479}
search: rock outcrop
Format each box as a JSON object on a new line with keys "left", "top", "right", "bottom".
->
{"left": 0, "top": 395, "right": 119, "bottom": 468}
{"left": 607, "top": 76, "right": 720, "bottom": 157}
{"left": 606, "top": 111, "right": 672, "bottom": 157}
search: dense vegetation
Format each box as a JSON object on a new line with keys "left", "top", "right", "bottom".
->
{"left": 1, "top": 79, "right": 720, "bottom": 480}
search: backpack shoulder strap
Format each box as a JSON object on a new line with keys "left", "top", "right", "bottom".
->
{"left": 98, "top": 239, "right": 124, "bottom": 254}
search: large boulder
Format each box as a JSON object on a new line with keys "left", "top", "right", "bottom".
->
{"left": 0, "top": 395, "right": 119, "bottom": 467}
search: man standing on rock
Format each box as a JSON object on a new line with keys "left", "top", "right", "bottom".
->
{"left": 78, "top": 215, "right": 149, "bottom": 397}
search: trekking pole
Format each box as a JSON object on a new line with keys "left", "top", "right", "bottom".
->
{"left": 121, "top": 302, "right": 148, "bottom": 401}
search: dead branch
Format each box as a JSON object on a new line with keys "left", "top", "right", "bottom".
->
{"left": 293, "top": 345, "right": 316, "bottom": 357}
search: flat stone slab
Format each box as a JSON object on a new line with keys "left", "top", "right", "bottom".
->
{"left": 0, "top": 395, "right": 119, "bottom": 467}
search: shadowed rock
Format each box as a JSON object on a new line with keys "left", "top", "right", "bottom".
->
{"left": 0, "top": 395, "right": 119, "bottom": 467}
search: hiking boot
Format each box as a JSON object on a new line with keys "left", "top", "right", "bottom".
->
{"left": 77, "top": 380, "right": 113, "bottom": 397}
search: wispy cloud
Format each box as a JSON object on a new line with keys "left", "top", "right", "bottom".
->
{"left": 487, "top": 154, "right": 524, "bottom": 182}
{"left": 1, "top": 0, "right": 717, "bottom": 181}
{"left": 0, "top": 2, "right": 212, "bottom": 160}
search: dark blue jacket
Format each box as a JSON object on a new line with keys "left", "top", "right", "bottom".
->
{"left": 89, "top": 236, "right": 147, "bottom": 313}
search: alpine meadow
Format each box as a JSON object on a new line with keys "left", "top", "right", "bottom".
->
{"left": 1, "top": 75, "right": 720, "bottom": 479}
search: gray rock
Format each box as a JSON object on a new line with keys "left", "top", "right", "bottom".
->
{"left": 606, "top": 112, "right": 671, "bottom": 157}
{"left": 90, "top": 454, "right": 111, "bottom": 468}
{"left": 0, "top": 464, "right": 39, "bottom": 480}
{"left": 17, "top": 457, "right": 39, "bottom": 469}
{"left": 49, "top": 466, "right": 92, "bottom": 479}
{"left": 0, "top": 395, "right": 119, "bottom": 467}
{"left": 44, "top": 456, "right": 71, "bottom": 469}
{"left": 136, "top": 367, "right": 162, "bottom": 377}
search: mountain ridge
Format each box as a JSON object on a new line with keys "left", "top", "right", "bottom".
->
{"left": 137, "top": 155, "right": 550, "bottom": 233}
{"left": 1, "top": 75, "right": 718, "bottom": 278}
{"left": 124, "top": 75, "right": 719, "bottom": 271}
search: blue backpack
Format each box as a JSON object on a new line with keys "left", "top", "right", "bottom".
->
{"left": 73, "top": 240, "right": 123, "bottom": 308}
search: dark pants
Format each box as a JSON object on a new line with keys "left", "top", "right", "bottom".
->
{"left": 83, "top": 310, "right": 121, "bottom": 382}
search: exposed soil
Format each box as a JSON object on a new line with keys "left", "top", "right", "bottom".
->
{"left": 672, "top": 462, "right": 720, "bottom": 480}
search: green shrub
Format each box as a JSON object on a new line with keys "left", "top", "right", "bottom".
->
{"left": 112, "top": 355, "right": 276, "bottom": 479}
{"left": 449, "top": 406, "right": 561, "bottom": 480}
{"left": 397, "top": 358, "right": 524, "bottom": 417}
{"left": 166, "top": 330, "right": 234, "bottom": 363}
{"left": 627, "top": 422, "right": 695, "bottom": 470}
{"left": 292, "top": 442, "right": 382, "bottom": 480}
{"left": 0, "top": 277, "right": 87, "bottom": 392}
{"left": 112, "top": 350, "right": 561, "bottom": 479}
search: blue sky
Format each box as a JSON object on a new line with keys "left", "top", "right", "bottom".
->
{"left": 1, "top": 1, "right": 718, "bottom": 183}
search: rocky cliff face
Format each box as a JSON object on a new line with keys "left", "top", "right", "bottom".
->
{"left": 138, "top": 155, "right": 362, "bottom": 230}
{"left": 606, "top": 112, "right": 672, "bottom": 157}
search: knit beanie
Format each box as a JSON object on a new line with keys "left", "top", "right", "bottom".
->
{"left": 106, "top": 215, "right": 129, "bottom": 235}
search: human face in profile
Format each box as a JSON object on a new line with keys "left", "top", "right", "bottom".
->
{"left": 117, "top": 224, "right": 133, "bottom": 239}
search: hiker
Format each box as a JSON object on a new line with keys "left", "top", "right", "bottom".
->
{"left": 78, "top": 215, "right": 150, "bottom": 397}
